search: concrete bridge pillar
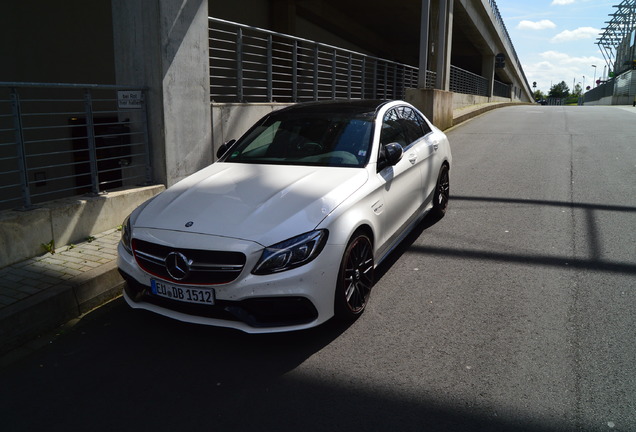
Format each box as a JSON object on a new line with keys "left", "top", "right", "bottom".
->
{"left": 435, "top": 0, "right": 454, "bottom": 91}
{"left": 483, "top": 54, "right": 495, "bottom": 98}
{"left": 411, "top": 0, "right": 454, "bottom": 130}
{"left": 111, "top": 0, "right": 212, "bottom": 188}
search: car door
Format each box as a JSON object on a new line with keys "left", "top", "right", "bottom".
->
{"left": 374, "top": 107, "right": 425, "bottom": 255}
{"left": 398, "top": 106, "right": 439, "bottom": 203}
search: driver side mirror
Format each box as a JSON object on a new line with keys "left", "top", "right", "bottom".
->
{"left": 216, "top": 139, "right": 236, "bottom": 159}
{"left": 377, "top": 142, "right": 403, "bottom": 171}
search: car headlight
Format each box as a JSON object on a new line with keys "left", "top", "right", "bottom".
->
{"left": 121, "top": 215, "right": 133, "bottom": 254}
{"left": 252, "top": 230, "right": 328, "bottom": 275}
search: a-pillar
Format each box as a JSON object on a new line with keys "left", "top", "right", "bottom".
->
{"left": 111, "top": 0, "right": 212, "bottom": 187}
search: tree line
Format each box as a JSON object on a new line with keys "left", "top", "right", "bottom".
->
{"left": 533, "top": 81, "right": 583, "bottom": 104}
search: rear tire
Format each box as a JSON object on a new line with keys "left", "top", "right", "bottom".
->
{"left": 431, "top": 164, "right": 450, "bottom": 218}
{"left": 334, "top": 233, "right": 374, "bottom": 321}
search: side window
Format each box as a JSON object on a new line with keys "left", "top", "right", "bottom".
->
{"left": 411, "top": 109, "right": 433, "bottom": 136}
{"left": 380, "top": 109, "right": 408, "bottom": 148}
{"left": 397, "top": 106, "right": 431, "bottom": 143}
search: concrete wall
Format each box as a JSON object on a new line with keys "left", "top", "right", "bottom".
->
{"left": 0, "top": 185, "right": 164, "bottom": 268}
{"left": 584, "top": 96, "right": 614, "bottom": 106}
{"left": 406, "top": 89, "right": 454, "bottom": 131}
{"left": 0, "top": 0, "right": 114, "bottom": 84}
{"left": 451, "top": 93, "right": 511, "bottom": 111}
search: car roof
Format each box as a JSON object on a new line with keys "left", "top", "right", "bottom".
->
{"left": 271, "top": 99, "right": 395, "bottom": 117}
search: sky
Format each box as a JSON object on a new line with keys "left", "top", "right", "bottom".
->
{"left": 497, "top": 0, "right": 618, "bottom": 95}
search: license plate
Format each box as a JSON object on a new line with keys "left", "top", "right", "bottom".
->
{"left": 150, "top": 279, "right": 215, "bottom": 305}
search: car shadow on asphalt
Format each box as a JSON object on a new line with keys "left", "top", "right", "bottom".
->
{"left": 0, "top": 294, "right": 575, "bottom": 432}
{"left": 0, "top": 205, "right": 584, "bottom": 432}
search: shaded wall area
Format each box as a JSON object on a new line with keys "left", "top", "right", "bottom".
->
{"left": 0, "top": 0, "right": 115, "bottom": 84}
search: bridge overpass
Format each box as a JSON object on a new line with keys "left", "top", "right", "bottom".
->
{"left": 205, "top": 0, "right": 534, "bottom": 132}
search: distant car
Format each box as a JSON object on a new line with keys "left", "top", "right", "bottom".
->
{"left": 117, "top": 100, "right": 452, "bottom": 333}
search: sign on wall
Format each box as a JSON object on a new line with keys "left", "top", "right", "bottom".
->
{"left": 117, "top": 90, "right": 144, "bottom": 109}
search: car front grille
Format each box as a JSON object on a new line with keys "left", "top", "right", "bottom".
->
{"left": 132, "top": 239, "right": 246, "bottom": 285}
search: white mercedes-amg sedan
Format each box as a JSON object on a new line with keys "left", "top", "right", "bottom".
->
{"left": 117, "top": 100, "right": 451, "bottom": 333}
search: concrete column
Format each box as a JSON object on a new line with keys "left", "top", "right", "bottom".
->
{"left": 111, "top": 0, "right": 212, "bottom": 187}
{"left": 435, "top": 0, "right": 453, "bottom": 91}
{"left": 418, "top": 0, "right": 431, "bottom": 88}
{"left": 482, "top": 54, "right": 495, "bottom": 98}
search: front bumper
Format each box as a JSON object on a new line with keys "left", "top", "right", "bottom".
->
{"left": 116, "top": 233, "right": 343, "bottom": 333}
{"left": 120, "top": 269, "right": 319, "bottom": 328}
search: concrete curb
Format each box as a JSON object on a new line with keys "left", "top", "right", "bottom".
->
{"left": 0, "top": 260, "right": 124, "bottom": 355}
{"left": 452, "top": 102, "right": 531, "bottom": 127}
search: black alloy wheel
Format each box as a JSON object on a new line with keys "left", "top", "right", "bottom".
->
{"left": 335, "top": 233, "right": 374, "bottom": 320}
{"left": 432, "top": 164, "right": 450, "bottom": 218}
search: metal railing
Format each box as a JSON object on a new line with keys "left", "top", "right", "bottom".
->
{"left": 493, "top": 79, "right": 511, "bottom": 98}
{"left": 209, "top": 17, "right": 435, "bottom": 103}
{"left": 450, "top": 66, "right": 488, "bottom": 96}
{"left": 0, "top": 82, "right": 151, "bottom": 211}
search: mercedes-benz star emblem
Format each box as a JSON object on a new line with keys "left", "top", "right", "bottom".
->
{"left": 165, "top": 251, "right": 192, "bottom": 281}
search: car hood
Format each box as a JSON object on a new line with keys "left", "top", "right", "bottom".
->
{"left": 134, "top": 163, "right": 369, "bottom": 246}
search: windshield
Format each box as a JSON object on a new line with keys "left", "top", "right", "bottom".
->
{"left": 223, "top": 113, "right": 374, "bottom": 167}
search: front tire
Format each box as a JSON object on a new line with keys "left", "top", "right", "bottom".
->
{"left": 334, "top": 233, "right": 374, "bottom": 321}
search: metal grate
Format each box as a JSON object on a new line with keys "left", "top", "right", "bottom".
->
{"left": 209, "top": 17, "right": 433, "bottom": 103}
{"left": 493, "top": 80, "right": 511, "bottom": 98}
{"left": 0, "top": 83, "right": 151, "bottom": 210}
{"left": 450, "top": 66, "right": 488, "bottom": 96}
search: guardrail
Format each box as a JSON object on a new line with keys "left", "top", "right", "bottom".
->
{"left": 0, "top": 82, "right": 151, "bottom": 211}
{"left": 450, "top": 66, "right": 489, "bottom": 96}
{"left": 493, "top": 80, "right": 511, "bottom": 98}
{"left": 209, "top": 17, "right": 436, "bottom": 103}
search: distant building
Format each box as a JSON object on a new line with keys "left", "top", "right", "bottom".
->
{"left": 587, "top": 0, "right": 636, "bottom": 105}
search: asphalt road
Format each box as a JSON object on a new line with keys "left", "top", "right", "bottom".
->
{"left": 1, "top": 105, "right": 635, "bottom": 432}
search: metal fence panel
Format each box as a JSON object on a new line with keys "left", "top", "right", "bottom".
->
{"left": 450, "top": 66, "right": 488, "bottom": 96}
{"left": 209, "top": 17, "right": 431, "bottom": 103}
{"left": 0, "top": 83, "right": 151, "bottom": 211}
{"left": 494, "top": 80, "right": 511, "bottom": 98}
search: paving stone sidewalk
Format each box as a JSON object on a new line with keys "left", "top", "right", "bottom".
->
{"left": 0, "top": 228, "right": 124, "bottom": 355}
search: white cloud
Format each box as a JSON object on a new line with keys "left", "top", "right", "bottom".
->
{"left": 517, "top": 20, "right": 557, "bottom": 30}
{"left": 551, "top": 27, "right": 600, "bottom": 43}
{"left": 551, "top": 0, "right": 575, "bottom": 5}
{"left": 539, "top": 51, "right": 600, "bottom": 66}
{"left": 523, "top": 51, "right": 605, "bottom": 93}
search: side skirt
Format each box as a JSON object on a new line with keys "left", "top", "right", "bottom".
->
{"left": 375, "top": 192, "right": 434, "bottom": 267}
